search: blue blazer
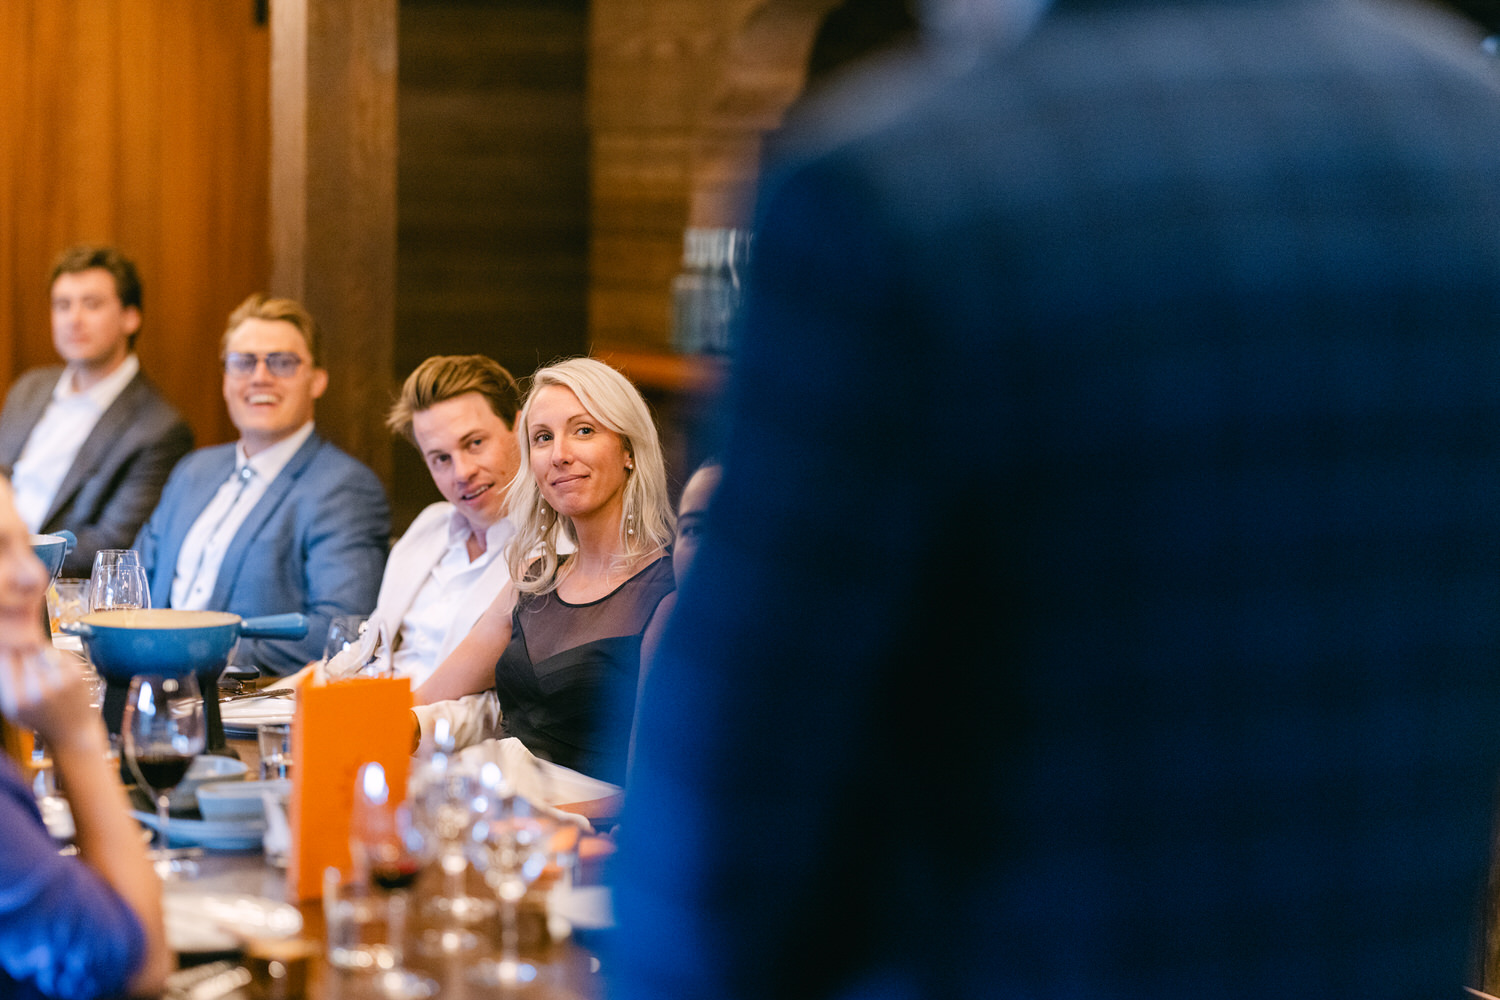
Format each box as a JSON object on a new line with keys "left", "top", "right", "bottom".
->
{"left": 134, "top": 431, "right": 390, "bottom": 675}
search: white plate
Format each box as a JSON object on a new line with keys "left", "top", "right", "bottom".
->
{"left": 164, "top": 893, "right": 302, "bottom": 953}
{"left": 133, "top": 810, "right": 266, "bottom": 851}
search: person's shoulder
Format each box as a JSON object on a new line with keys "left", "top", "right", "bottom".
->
{"left": 120, "top": 369, "right": 188, "bottom": 419}
{"left": 11, "top": 365, "right": 65, "bottom": 389}
{"left": 111, "top": 371, "right": 192, "bottom": 441}
{"left": 392, "top": 502, "right": 455, "bottom": 549}
{"left": 178, "top": 441, "right": 235, "bottom": 469}
{"left": 3, "top": 365, "right": 64, "bottom": 405}
{"left": 159, "top": 442, "right": 232, "bottom": 489}
{"left": 300, "top": 434, "right": 385, "bottom": 489}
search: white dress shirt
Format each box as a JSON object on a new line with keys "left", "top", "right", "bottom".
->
{"left": 387, "top": 508, "right": 516, "bottom": 687}
{"left": 170, "top": 422, "right": 315, "bottom": 609}
{"left": 11, "top": 354, "right": 141, "bottom": 531}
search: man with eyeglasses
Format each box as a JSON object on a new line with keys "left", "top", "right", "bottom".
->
{"left": 134, "top": 294, "right": 389, "bottom": 675}
{"left": 0, "top": 245, "right": 193, "bottom": 575}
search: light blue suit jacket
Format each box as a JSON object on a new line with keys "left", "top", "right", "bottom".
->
{"left": 134, "top": 430, "right": 390, "bottom": 675}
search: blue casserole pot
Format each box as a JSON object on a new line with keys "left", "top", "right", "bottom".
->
{"left": 65, "top": 608, "right": 308, "bottom": 683}
{"left": 30, "top": 530, "right": 75, "bottom": 581}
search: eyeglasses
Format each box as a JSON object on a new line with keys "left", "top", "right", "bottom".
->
{"left": 223, "top": 352, "right": 305, "bottom": 378}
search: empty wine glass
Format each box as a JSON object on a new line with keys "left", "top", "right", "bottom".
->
{"left": 89, "top": 549, "right": 150, "bottom": 612}
{"left": 349, "top": 762, "right": 437, "bottom": 999}
{"left": 324, "top": 614, "right": 376, "bottom": 678}
{"left": 409, "top": 729, "right": 494, "bottom": 955}
{"left": 123, "top": 673, "right": 205, "bottom": 880}
{"left": 465, "top": 750, "right": 558, "bottom": 989}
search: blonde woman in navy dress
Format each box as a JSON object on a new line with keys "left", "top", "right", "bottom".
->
{"left": 414, "top": 357, "right": 675, "bottom": 792}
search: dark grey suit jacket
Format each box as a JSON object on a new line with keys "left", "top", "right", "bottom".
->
{"left": 0, "top": 366, "right": 192, "bottom": 576}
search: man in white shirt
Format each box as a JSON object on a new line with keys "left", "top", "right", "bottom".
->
{"left": 369, "top": 355, "right": 524, "bottom": 688}
{"left": 0, "top": 246, "right": 192, "bottom": 575}
{"left": 134, "top": 295, "right": 389, "bottom": 674}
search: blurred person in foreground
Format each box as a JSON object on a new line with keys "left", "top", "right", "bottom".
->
{"left": 0, "top": 245, "right": 192, "bottom": 576}
{"left": 135, "top": 294, "right": 390, "bottom": 674}
{"left": 0, "top": 476, "right": 169, "bottom": 999}
{"left": 612, "top": 0, "right": 1500, "bottom": 997}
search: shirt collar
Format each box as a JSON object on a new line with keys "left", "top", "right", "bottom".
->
{"left": 445, "top": 505, "right": 517, "bottom": 556}
{"left": 236, "top": 421, "right": 315, "bottom": 481}
{"left": 55, "top": 353, "right": 140, "bottom": 408}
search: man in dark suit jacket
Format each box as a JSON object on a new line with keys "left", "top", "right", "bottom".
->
{"left": 614, "top": 2, "right": 1500, "bottom": 998}
{"left": 0, "top": 246, "right": 191, "bottom": 576}
{"left": 134, "top": 294, "right": 388, "bottom": 675}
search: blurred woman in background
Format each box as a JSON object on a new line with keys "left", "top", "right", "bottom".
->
{"left": 0, "top": 476, "right": 169, "bottom": 1000}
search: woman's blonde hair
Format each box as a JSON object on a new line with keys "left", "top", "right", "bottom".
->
{"left": 507, "top": 357, "right": 674, "bottom": 594}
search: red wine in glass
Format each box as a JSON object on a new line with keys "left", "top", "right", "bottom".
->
{"left": 123, "top": 672, "right": 206, "bottom": 881}
{"left": 372, "top": 859, "right": 421, "bottom": 891}
{"left": 133, "top": 752, "right": 194, "bottom": 791}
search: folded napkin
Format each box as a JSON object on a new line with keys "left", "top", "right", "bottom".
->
{"left": 454, "top": 737, "right": 615, "bottom": 834}
{"left": 321, "top": 617, "right": 391, "bottom": 680}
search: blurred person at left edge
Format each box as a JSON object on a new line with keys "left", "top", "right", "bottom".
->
{"left": 0, "top": 473, "right": 171, "bottom": 999}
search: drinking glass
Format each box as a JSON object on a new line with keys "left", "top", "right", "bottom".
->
{"left": 47, "top": 578, "right": 89, "bottom": 632}
{"left": 89, "top": 550, "right": 150, "bottom": 612}
{"left": 409, "top": 733, "right": 493, "bottom": 955}
{"left": 465, "top": 752, "right": 558, "bottom": 989}
{"left": 348, "top": 762, "right": 437, "bottom": 999}
{"left": 323, "top": 615, "right": 374, "bottom": 678}
{"left": 257, "top": 723, "right": 293, "bottom": 780}
{"left": 123, "top": 673, "right": 205, "bottom": 880}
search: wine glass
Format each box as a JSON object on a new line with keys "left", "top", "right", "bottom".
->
{"left": 89, "top": 549, "right": 151, "bottom": 612}
{"left": 350, "top": 762, "right": 437, "bottom": 999}
{"left": 465, "top": 749, "right": 559, "bottom": 989}
{"left": 409, "top": 730, "right": 494, "bottom": 955}
{"left": 123, "top": 673, "right": 205, "bottom": 880}
{"left": 323, "top": 614, "right": 373, "bottom": 679}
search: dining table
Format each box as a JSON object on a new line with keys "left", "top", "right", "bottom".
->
{"left": 156, "top": 730, "right": 611, "bottom": 1000}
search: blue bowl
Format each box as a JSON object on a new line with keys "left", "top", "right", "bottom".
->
{"left": 30, "top": 531, "right": 75, "bottom": 581}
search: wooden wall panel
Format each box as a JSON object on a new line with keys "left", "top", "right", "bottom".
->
{"left": 587, "top": 0, "right": 837, "bottom": 354}
{"left": 271, "top": 0, "right": 398, "bottom": 488}
{"left": 0, "top": 2, "right": 270, "bottom": 450}
{"left": 393, "top": 0, "right": 589, "bottom": 529}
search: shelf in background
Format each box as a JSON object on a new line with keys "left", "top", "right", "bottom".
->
{"left": 594, "top": 346, "right": 727, "bottom": 396}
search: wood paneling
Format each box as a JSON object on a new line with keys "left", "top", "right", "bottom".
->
{"left": 393, "top": 0, "right": 589, "bottom": 529}
{"left": 271, "top": 0, "right": 398, "bottom": 487}
{"left": 0, "top": 2, "right": 270, "bottom": 450}
{"left": 587, "top": 0, "right": 841, "bottom": 354}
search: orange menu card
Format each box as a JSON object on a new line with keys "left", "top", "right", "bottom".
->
{"left": 286, "top": 674, "right": 412, "bottom": 901}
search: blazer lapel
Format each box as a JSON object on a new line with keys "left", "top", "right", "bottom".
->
{"left": 42, "top": 372, "right": 147, "bottom": 528}
{"left": 382, "top": 524, "right": 447, "bottom": 633}
{"left": 209, "top": 433, "right": 323, "bottom": 609}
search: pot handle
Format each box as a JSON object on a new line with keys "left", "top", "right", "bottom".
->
{"left": 56, "top": 530, "right": 76, "bottom": 559}
{"left": 238, "top": 613, "right": 309, "bottom": 640}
